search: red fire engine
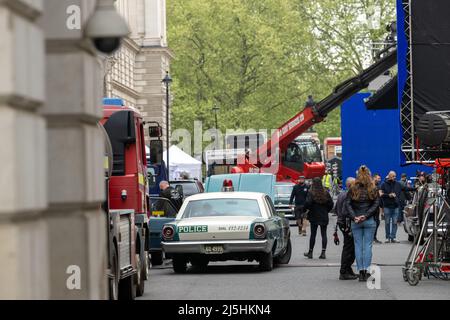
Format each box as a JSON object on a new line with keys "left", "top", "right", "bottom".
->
{"left": 100, "top": 99, "right": 150, "bottom": 300}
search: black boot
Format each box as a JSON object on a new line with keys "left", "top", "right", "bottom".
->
{"left": 340, "top": 273, "right": 358, "bottom": 280}
{"left": 319, "top": 250, "right": 326, "bottom": 259}
{"left": 358, "top": 270, "right": 366, "bottom": 282}
{"left": 348, "top": 269, "right": 357, "bottom": 277}
{"left": 304, "top": 249, "right": 313, "bottom": 259}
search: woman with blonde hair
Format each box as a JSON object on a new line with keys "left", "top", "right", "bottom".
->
{"left": 344, "top": 165, "right": 380, "bottom": 281}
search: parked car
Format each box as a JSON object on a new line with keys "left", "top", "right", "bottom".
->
{"left": 170, "top": 179, "right": 204, "bottom": 198}
{"left": 274, "top": 182, "right": 296, "bottom": 221}
{"left": 149, "top": 196, "right": 179, "bottom": 265}
{"left": 161, "top": 191, "right": 292, "bottom": 273}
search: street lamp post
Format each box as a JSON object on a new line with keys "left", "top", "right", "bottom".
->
{"left": 212, "top": 105, "right": 219, "bottom": 130}
{"left": 212, "top": 105, "right": 220, "bottom": 151}
{"left": 162, "top": 71, "right": 172, "bottom": 179}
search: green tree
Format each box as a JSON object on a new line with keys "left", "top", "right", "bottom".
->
{"left": 167, "top": 0, "right": 396, "bottom": 142}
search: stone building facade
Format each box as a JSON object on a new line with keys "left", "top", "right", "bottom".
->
{"left": 107, "top": 0, "right": 173, "bottom": 143}
{"left": 0, "top": 0, "right": 107, "bottom": 299}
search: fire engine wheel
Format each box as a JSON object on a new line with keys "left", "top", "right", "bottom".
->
{"left": 143, "top": 251, "right": 150, "bottom": 280}
{"left": 118, "top": 275, "right": 136, "bottom": 300}
{"left": 109, "top": 249, "right": 119, "bottom": 300}
{"left": 135, "top": 254, "right": 145, "bottom": 297}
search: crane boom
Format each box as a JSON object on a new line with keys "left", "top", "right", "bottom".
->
{"left": 233, "top": 49, "right": 398, "bottom": 181}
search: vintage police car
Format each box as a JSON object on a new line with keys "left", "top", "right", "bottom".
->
{"left": 161, "top": 191, "right": 292, "bottom": 273}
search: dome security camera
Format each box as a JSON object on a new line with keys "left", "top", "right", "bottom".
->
{"left": 85, "top": 0, "right": 130, "bottom": 55}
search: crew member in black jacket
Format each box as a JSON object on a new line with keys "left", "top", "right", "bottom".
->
{"left": 334, "top": 177, "right": 357, "bottom": 280}
{"left": 303, "top": 177, "right": 334, "bottom": 259}
{"left": 159, "top": 181, "right": 183, "bottom": 210}
{"left": 289, "top": 176, "right": 310, "bottom": 236}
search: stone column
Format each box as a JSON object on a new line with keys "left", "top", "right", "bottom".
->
{"left": 0, "top": 0, "right": 49, "bottom": 300}
{"left": 39, "top": 0, "right": 107, "bottom": 299}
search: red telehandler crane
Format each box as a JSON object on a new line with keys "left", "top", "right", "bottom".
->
{"left": 232, "top": 48, "right": 398, "bottom": 182}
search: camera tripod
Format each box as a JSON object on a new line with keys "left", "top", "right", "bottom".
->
{"left": 402, "top": 171, "right": 450, "bottom": 286}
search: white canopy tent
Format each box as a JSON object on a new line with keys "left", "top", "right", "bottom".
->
{"left": 163, "top": 145, "right": 202, "bottom": 181}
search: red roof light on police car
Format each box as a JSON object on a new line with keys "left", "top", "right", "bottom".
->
{"left": 222, "top": 179, "right": 234, "bottom": 192}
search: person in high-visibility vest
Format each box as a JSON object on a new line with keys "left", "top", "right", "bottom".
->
{"left": 322, "top": 170, "right": 337, "bottom": 191}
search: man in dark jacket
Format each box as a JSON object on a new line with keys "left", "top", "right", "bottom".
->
{"left": 380, "top": 171, "right": 413, "bottom": 243}
{"left": 289, "top": 176, "right": 309, "bottom": 236}
{"left": 334, "top": 177, "right": 357, "bottom": 280}
{"left": 159, "top": 181, "right": 183, "bottom": 210}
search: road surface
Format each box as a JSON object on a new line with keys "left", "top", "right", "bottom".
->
{"left": 139, "top": 217, "right": 449, "bottom": 300}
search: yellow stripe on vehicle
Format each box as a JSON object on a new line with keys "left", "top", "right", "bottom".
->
{"left": 152, "top": 211, "right": 164, "bottom": 217}
{"left": 138, "top": 173, "right": 145, "bottom": 186}
{"left": 104, "top": 156, "right": 109, "bottom": 170}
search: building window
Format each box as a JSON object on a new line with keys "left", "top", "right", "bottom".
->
{"left": 112, "top": 45, "right": 135, "bottom": 90}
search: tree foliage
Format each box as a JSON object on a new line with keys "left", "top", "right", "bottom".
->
{"left": 167, "top": 0, "right": 396, "bottom": 142}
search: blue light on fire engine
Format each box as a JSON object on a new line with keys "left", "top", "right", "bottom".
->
{"left": 103, "top": 98, "right": 125, "bottom": 106}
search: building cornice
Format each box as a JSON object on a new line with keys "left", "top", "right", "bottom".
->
{"left": 111, "top": 81, "right": 140, "bottom": 99}
{"left": 122, "top": 37, "right": 142, "bottom": 53}
{"left": 139, "top": 46, "right": 175, "bottom": 59}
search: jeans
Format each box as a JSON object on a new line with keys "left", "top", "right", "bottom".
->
{"left": 384, "top": 207, "right": 400, "bottom": 240}
{"left": 351, "top": 217, "right": 376, "bottom": 271}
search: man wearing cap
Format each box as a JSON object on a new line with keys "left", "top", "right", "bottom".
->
{"left": 290, "top": 176, "right": 310, "bottom": 236}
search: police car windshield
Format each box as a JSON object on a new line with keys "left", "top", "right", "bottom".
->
{"left": 183, "top": 199, "right": 261, "bottom": 218}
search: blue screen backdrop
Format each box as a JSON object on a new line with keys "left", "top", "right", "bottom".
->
{"left": 341, "top": 93, "right": 431, "bottom": 184}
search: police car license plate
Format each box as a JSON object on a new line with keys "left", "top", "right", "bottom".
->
{"left": 204, "top": 245, "right": 224, "bottom": 254}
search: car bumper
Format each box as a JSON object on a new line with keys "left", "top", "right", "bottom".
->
{"left": 162, "top": 240, "right": 271, "bottom": 254}
{"left": 275, "top": 207, "right": 295, "bottom": 219}
{"left": 283, "top": 213, "right": 295, "bottom": 220}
